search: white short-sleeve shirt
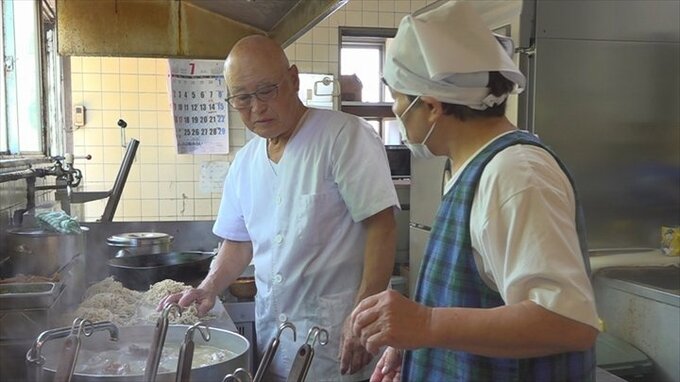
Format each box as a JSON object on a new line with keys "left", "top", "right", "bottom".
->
{"left": 214, "top": 108, "right": 399, "bottom": 381}
{"left": 444, "top": 131, "right": 600, "bottom": 329}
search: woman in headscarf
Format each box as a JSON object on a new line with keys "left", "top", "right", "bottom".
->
{"left": 350, "top": 2, "right": 599, "bottom": 381}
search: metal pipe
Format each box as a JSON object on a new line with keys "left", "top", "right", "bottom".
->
{"left": 0, "top": 168, "right": 36, "bottom": 183}
{"left": 100, "top": 138, "right": 139, "bottom": 222}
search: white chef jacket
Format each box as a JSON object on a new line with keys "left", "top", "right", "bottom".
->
{"left": 214, "top": 108, "right": 400, "bottom": 381}
{"left": 444, "top": 131, "right": 600, "bottom": 329}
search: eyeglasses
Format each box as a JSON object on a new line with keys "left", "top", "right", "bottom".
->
{"left": 226, "top": 81, "right": 281, "bottom": 110}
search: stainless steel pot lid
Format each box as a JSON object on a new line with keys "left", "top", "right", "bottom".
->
{"left": 106, "top": 232, "right": 174, "bottom": 247}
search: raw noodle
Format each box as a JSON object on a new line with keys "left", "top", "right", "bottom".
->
{"left": 65, "top": 278, "right": 215, "bottom": 327}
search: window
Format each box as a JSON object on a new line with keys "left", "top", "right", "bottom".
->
{"left": 339, "top": 28, "right": 398, "bottom": 145}
{"left": 1, "top": 0, "right": 52, "bottom": 155}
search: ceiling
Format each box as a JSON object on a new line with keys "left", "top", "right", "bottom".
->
{"left": 56, "top": 0, "right": 347, "bottom": 58}
{"left": 185, "top": 0, "right": 300, "bottom": 32}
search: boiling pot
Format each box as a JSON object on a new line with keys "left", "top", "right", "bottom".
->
{"left": 6, "top": 227, "right": 88, "bottom": 276}
{"left": 108, "top": 251, "right": 215, "bottom": 291}
{"left": 37, "top": 324, "right": 250, "bottom": 382}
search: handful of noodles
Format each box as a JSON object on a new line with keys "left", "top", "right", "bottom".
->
{"left": 65, "top": 277, "right": 215, "bottom": 326}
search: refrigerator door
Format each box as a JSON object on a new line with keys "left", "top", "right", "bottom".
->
{"left": 409, "top": 226, "right": 431, "bottom": 297}
{"left": 409, "top": 156, "right": 448, "bottom": 229}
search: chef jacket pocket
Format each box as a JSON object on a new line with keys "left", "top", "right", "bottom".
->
{"left": 309, "top": 289, "right": 357, "bottom": 378}
{"left": 295, "top": 191, "right": 346, "bottom": 247}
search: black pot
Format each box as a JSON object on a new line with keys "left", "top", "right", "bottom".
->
{"left": 107, "top": 251, "right": 215, "bottom": 291}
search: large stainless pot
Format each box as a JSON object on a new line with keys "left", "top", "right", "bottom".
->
{"left": 6, "top": 227, "right": 88, "bottom": 276}
{"left": 38, "top": 325, "right": 250, "bottom": 382}
{"left": 107, "top": 232, "right": 173, "bottom": 257}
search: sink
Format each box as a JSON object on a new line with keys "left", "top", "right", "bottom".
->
{"left": 593, "top": 266, "right": 680, "bottom": 381}
{"left": 597, "top": 266, "right": 680, "bottom": 293}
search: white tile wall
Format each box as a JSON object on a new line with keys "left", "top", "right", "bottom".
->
{"left": 69, "top": 0, "right": 440, "bottom": 222}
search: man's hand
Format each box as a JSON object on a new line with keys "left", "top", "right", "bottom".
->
{"left": 339, "top": 315, "right": 374, "bottom": 375}
{"left": 351, "top": 290, "right": 432, "bottom": 354}
{"left": 370, "top": 347, "right": 402, "bottom": 382}
{"left": 157, "top": 287, "right": 217, "bottom": 316}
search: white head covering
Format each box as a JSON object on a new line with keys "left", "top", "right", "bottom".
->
{"left": 383, "top": 0, "right": 525, "bottom": 110}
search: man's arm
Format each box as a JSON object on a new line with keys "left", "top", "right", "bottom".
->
{"left": 340, "top": 206, "right": 397, "bottom": 375}
{"left": 160, "top": 239, "right": 253, "bottom": 315}
{"left": 356, "top": 207, "right": 397, "bottom": 303}
{"left": 199, "top": 239, "right": 253, "bottom": 296}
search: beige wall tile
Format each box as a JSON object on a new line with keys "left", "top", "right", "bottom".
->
{"left": 194, "top": 199, "right": 212, "bottom": 216}
{"left": 85, "top": 110, "right": 104, "bottom": 129}
{"left": 363, "top": 11, "right": 378, "bottom": 26}
{"left": 81, "top": 57, "right": 101, "bottom": 73}
{"left": 83, "top": 91, "right": 103, "bottom": 110}
{"left": 141, "top": 199, "right": 160, "bottom": 218}
{"left": 138, "top": 58, "right": 157, "bottom": 75}
{"left": 138, "top": 75, "right": 156, "bottom": 92}
{"left": 101, "top": 57, "right": 120, "bottom": 74}
{"left": 158, "top": 147, "right": 177, "bottom": 163}
{"left": 82, "top": 73, "right": 102, "bottom": 91}
{"left": 71, "top": 73, "right": 83, "bottom": 91}
{"left": 102, "top": 92, "right": 122, "bottom": 110}
{"left": 140, "top": 182, "right": 160, "bottom": 199}
{"left": 139, "top": 129, "right": 159, "bottom": 147}
{"left": 159, "top": 199, "right": 177, "bottom": 217}
{"left": 120, "top": 75, "right": 139, "bottom": 93}
{"left": 123, "top": 181, "right": 141, "bottom": 199}
{"left": 120, "top": 58, "right": 138, "bottom": 74}
{"left": 70, "top": 56, "right": 83, "bottom": 72}
{"left": 83, "top": 127, "right": 103, "bottom": 146}
{"left": 102, "top": 128, "right": 120, "bottom": 146}
{"left": 140, "top": 164, "right": 160, "bottom": 182}
{"left": 157, "top": 180, "right": 176, "bottom": 199}
{"left": 139, "top": 93, "right": 157, "bottom": 111}
{"left": 176, "top": 164, "right": 195, "bottom": 182}
{"left": 121, "top": 199, "right": 142, "bottom": 219}
{"left": 121, "top": 93, "right": 140, "bottom": 110}
{"left": 139, "top": 145, "right": 159, "bottom": 163}
{"left": 158, "top": 129, "right": 176, "bottom": 146}
{"left": 85, "top": 164, "right": 105, "bottom": 182}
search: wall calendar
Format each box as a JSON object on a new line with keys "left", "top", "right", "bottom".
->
{"left": 168, "top": 59, "right": 229, "bottom": 154}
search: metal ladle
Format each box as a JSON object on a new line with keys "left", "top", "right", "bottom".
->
{"left": 253, "top": 321, "right": 296, "bottom": 382}
{"left": 175, "top": 321, "right": 211, "bottom": 382}
{"left": 144, "top": 302, "right": 183, "bottom": 382}
{"left": 52, "top": 318, "right": 94, "bottom": 382}
{"left": 286, "top": 326, "right": 329, "bottom": 382}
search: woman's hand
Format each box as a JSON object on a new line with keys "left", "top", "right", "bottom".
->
{"left": 350, "top": 290, "right": 432, "bottom": 354}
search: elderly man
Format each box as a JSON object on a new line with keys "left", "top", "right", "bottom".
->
{"left": 350, "top": 2, "right": 599, "bottom": 381}
{"left": 160, "top": 35, "right": 399, "bottom": 381}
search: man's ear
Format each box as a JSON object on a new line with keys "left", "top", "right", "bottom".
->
{"left": 289, "top": 64, "right": 300, "bottom": 92}
{"left": 420, "top": 96, "right": 444, "bottom": 125}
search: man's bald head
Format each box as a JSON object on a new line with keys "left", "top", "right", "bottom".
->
{"left": 224, "top": 35, "right": 290, "bottom": 84}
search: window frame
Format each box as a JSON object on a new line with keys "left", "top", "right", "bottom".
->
{"left": 0, "top": 0, "right": 55, "bottom": 161}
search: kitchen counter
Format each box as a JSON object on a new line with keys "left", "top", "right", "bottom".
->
{"left": 597, "top": 367, "right": 627, "bottom": 382}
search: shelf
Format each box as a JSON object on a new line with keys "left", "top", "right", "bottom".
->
{"left": 341, "top": 102, "right": 394, "bottom": 118}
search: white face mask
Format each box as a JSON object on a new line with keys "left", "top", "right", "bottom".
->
{"left": 397, "top": 96, "right": 437, "bottom": 159}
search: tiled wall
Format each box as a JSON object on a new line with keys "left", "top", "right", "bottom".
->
{"left": 68, "top": 0, "right": 439, "bottom": 222}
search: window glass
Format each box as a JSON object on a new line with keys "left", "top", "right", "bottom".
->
{"left": 340, "top": 46, "right": 381, "bottom": 103}
{"left": 1, "top": 0, "right": 43, "bottom": 154}
{"left": 365, "top": 119, "right": 380, "bottom": 136}
{"left": 383, "top": 118, "right": 402, "bottom": 145}
{"left": 14, "top": 0, "right": 42, "bottom": 152}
